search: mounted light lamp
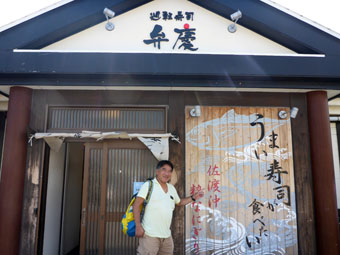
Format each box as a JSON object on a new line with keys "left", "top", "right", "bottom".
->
{"left": 290, "top": 107, "right": 299, "bottom": 118}
{"left": 278, "top": 107, "right": 299, "bottom": 119}
{"left": 228, "top": 10, "right": 242, "bottom": 33}
{"left": 103, "top": 8, "right": 115, "bottom": 31}
{"left": 190, "top": 106, "right": 201, "bottom": 117}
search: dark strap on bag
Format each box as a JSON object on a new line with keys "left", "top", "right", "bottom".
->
{"left": 140, "top": 179, "right": 153, "bottom": 220}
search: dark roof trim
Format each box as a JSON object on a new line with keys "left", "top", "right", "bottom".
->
{"left": 190, "top": 0, "right": 340, "bottom": 55}
{"left": 328, "top": 93, "right": 340, "bottom": 101}
{"left": 0, "top": 51, "right": 340, "bottom": 89}
{"left": 0, "top": 90, "right": 9, "bottom": 98}
{"left": 0, "top": 0, "right": 152, "bottom": 50}
{"left": 1, "top": 74, "right": 340, "bottom": 90}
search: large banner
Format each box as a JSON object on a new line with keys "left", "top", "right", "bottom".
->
{"left": 185, "top": 106, "right": 298, "bottom": 254}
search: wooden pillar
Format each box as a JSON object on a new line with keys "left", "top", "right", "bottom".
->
{"left": 169, "top": 91, "right": 185, "bottom": 254}
{"left": 307, "top": 91, "right": 340, "bottom": 254}
{"left": 0, "top": 87, "right": 32, "bottom": 255}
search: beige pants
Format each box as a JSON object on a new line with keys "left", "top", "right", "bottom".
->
{"left": 137, "top": 234, "right": 174, "bottom": 255}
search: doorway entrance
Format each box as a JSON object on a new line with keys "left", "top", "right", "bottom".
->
{"left": 42, "top": 106, "right": 165, "bottom": 254}
{"left": 43, "top": 143, "right": 84, "bottom": 255}
{"left": 42, "top": 139, "right": 158, "bottom": 255}
{"left": 80, "top": 140, "right": 158, "bottom": 254}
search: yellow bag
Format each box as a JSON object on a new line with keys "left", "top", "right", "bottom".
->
{"left": 121, "top": 179, "right": 153, "bottom": 237}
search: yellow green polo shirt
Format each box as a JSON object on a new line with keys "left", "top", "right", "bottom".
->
{"left": 137, "top": 178, "right": 180, "bottom": 238}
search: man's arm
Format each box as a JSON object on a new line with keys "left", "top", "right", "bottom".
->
{"left": 133, "top": 197, "right": 145, "bottom": 237}
{"left": 177, "top": 190, "right": 204, "bottom": 206}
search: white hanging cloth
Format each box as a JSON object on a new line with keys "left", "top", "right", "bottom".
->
{"left": 30, "top": 131, "right": 180, "bottom": 161}
{"left": 137, "top": 137, "right": 169, "bottom": 161}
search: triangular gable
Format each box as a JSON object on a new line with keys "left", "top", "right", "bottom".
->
{"left": 0, "top": 0, "right": 340, "bottom": 89}
{"left": 1, "top": 0, "right": 338, "bottom": 55}
{"left": 43, "top": 0, "right": 295, "bottom": 55}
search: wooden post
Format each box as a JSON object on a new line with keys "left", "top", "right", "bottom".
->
{"left": 0, "top": 87, "right": 32, "bottom": 255}
{"left": 169, "top": 91, "right": 185, "bottom": 254}
{"left": 307, "top": 90, "right": 340, "bottom": 254}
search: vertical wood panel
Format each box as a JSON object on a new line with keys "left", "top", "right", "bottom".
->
{"left": 290, "top": 94, "right": 316, "bottom": 255}
{"left": 80, "top": 145, "right": 90, "bottom": 255}
{"left": 80, "top": 145, "right": 103, "bottom": 255}
{"left": 81, "top": 141, "right": 158, "bottom": 254}
{"left": 185, "top": 106, "right": 298, "bottom": 254}
{"left": 103, "top": 144, "right": 158, "bottom": 254}
{"left": 99, "top": 143, "right": 108, "bottom": 254}
{"left": 168, "top": 92, "right": 185, "bottom": 255}
{"left": 307, "top": 91, "right": 340, "bottom": 255}
{"left": 20, "top": 90, "right": 46, "bottom": 255}
{"left": 185, "top": 103, "right": 194, "bottom": 253}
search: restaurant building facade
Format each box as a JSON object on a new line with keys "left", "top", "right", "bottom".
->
{"left": 0, "top": 0, "right": 340, "bottom": 254}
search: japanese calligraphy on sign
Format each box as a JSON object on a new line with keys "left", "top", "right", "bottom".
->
{"left": 143, "top": 24, "right": 169, "bottom": 49}
{"left": 144, "top": 23, "right": 198, "bottom": 51}
{"left": 185, "top": 106, "right": 298, "bottom": 254}
{"left": 149, "top": 11, "right": 194, "bottom": 21}
{"left": 143, "top": 11, "right": 199, "bottom": 51}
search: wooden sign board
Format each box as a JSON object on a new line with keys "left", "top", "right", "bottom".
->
{"left": 185, "top": 106, "right": 298, "bottom": 254}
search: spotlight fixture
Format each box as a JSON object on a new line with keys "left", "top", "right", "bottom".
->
{"left": 278, "top": 110, "right": 288, "bottom": 119}
{"left": 103, "top": 7, "right": 115, "bottom": 31}
{"left": 228, "top": 10, "right": 242, "bottom": 33}
{"left": 290, "top": 107, "right": 299, "bottom": 118}
{"left": 190, "top": 106, "right": 201, "bottom": 117}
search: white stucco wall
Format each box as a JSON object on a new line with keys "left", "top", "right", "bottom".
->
{"left": 330, "top": 98, "right": 340, "bottom": 209}
{"left": 331, "top": 123, "right": 340, "bottom": 209}
{"left": 61, "top": 143, "right": 83, "bottom": 254}
{"left": 329, "top": 98, "right": 340, "bottom": 116}
{"left": 43, "top": 0, "right": 296, "bottom": 55}
{"left": 43, "top": 144, "right": 66, "bottom": 255}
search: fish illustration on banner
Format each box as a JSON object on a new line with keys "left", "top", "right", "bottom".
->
{"left": 186, "top": 109, "right": 288, "bottom": 151}
{"left": 185, "top": 107, "right": 298, "bottom": 255}
{"left": 185, "top": 204, "right": 297, "bottom": 255}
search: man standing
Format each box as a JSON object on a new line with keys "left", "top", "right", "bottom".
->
{"left": 133, "top": 160, "right": 204, "bottom": 255}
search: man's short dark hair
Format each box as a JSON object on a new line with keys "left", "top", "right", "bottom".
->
{"left": 156, "top": 160, "right": 174, "bottom": 171}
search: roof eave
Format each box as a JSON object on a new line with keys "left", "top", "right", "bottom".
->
{"left": 0, "top": 0, "right": 153, "bottom": 50}
{"left": 0, "top": 51, "right": 339, "bottom": 89}
{"left": 189, "top": 0, "right": 340, "bottom": 55}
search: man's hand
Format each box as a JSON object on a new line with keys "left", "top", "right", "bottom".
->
{"left": 192, "top": 190, "right": 204, "bottom": 201}
{"left": 133, "top": 196, "right": 145, "bottom": 237}
{"left": 135, "top": 225, "right": 145, "bottom": 237}
{"left": 177, "top": 190, "right": 205, "bottom": 206}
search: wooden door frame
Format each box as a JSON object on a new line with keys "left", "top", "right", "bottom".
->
{"left": 79, "top": 140, "right": 152, "bottom": 254}
{"left": 80, "top": 143, "right": 103, "bottom": 255}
